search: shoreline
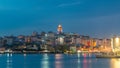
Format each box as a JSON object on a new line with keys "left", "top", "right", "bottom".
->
{"left": 0, "top": 51, "right": 64, "bottom": 54}
{"left": 0, "top": 51, "right": 101, "bottom": 54}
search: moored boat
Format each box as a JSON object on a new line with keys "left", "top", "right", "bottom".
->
{"left": 96, "top": 55, "right": 120, "bottom": 58}
{"left": 95, "top": 52, "right": 120, "bottom": 58}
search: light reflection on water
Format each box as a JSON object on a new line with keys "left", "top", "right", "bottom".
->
{"left": 55, "top": 54, "right": 63, "bottom": 68}
{"left": 110, "top": 59, "right": 120, "bottom": 68}
{"left": 6, "top": 54, "right": 12, "bottom": 68}
{"left": 0, "top": 53, "right": 120, "bottom": 68}
{"left": 41, "top": 54, "right": 49, "bottom": 68}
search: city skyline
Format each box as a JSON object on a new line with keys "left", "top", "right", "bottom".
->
{"left": 0, "top": 0, "right": 120, "bottom": 38}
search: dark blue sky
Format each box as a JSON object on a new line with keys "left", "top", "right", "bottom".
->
{"left": 0, "top": 0, "right": 120, "bottom": 38}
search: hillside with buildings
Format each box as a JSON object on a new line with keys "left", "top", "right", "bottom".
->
{"left": 0, "top": 25, "right": 114, "bottom": 53}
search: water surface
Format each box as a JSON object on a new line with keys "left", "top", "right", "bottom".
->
{"left": 0, "top": 53, "right": 119, "bottom": 68}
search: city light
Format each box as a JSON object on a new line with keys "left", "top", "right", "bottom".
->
{"left": 77, "top": 50, "right": 81, "bottom": 53}
{"left": 116, "top": 37, "right": 119, "bottom": 44}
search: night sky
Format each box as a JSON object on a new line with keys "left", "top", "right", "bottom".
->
{"left": 0, "top": 0, "right": 120, "bottom": 38}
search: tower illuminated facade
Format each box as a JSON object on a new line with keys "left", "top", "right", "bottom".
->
{"left": 56, "top": 24, "right": 64, "bottom": 45}
{"left": 57, "top": 24, "right": 63, "bottom": 34}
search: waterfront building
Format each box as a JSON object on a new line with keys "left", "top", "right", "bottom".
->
{"left": 95, "top": 38, "right": 111, "bottom": 52}
{"left": 111, "top": 36, "right": 120, "bottom": 52}
{"left": 102, "top": 39, "right": 111, "bottom": 48}
{"left": 70, "top": 46, "right": 77, "bottom": 53}
{"left": 92, "top": 38, "right": 97, "bottom": 47}
{"left": 104, "top": 39, "right": 111, "bottom": 52}
{"left": 97, "top": 39, "right": 103, "bottom": 46}
{"left": 80, "top": 35, "right": 90, "bottom": 46}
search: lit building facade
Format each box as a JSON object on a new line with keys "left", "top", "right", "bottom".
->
{"left": 111, "top": 36, "right": 120, "bottom": 52}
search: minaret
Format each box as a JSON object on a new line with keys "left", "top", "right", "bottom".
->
{"left": 57, "top": 24, "right": 63, "bottom": 34}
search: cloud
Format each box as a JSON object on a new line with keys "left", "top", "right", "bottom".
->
{"left": 57, "top": 2, "right": 81, "bottom": 7}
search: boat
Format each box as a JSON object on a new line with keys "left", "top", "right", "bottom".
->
{"left": 95, "top": 53, "right": 120, "bottom": 58}
{"left": 96, "top": 55, "right": 120, "bottom": 58}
